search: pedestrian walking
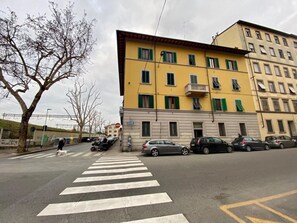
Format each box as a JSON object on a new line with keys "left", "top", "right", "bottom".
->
{"left": 57, "top": 138, "right": 65, "bottom": 150}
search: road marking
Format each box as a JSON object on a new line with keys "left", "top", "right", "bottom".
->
{"left": 97, "top": 157, "right": 139, "bottom": 161}
{"left": 37, "top": 193, "right": 172, "bottom": 216}
{"left": 35, "top": 154, "right": 55, "bottom": 158}
{"left": 46, "top": 154, "right": 56, "bottom": 158}
{"left": 220, "top": 189, "right": 297, "bottom": 223}
{"left": 88, "top": 163, "right": 144, "bottom": 169}
{"left": 70, "top": 152, "right": 84, "bottom": 157}
{"left": 83, "top": 152, "right": 93, "bottom": 157}
{"left": 9, "top": 154, "right": 38, "bottom": 160}
{"left": 21, "top": 153, "right": 47, "bottom": 159}
{"left": 92, "top": 160, "right": 142, "bottom": 165}
{"left": 246, "top": 216, "right": 280, "bottom": 223}
{"left": 96, "top": 159, "right": 140, "bottom": 162}
{"left": 122, "top": 214, "right": 189, "bottom": 223}
{"left": 66, "top": 152, "right": 75, "bottom": 156}
{"left": 93, "top": 152, "right": 102, "bottom": 157}
{"left": 73, "top": 172, "right": 153, "bottom": 183}
{"left": 60, "top": 180, "right": 159, "bottom": 195}
{"left": 82, "top": 167, "right": 148, "bottom": 175}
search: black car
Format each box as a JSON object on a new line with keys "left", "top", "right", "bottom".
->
{"left": 190, "top": 137, "right": 233, "bottom": 154}
{"left": 232, "top": 137, "right": 270, "bottom": 152}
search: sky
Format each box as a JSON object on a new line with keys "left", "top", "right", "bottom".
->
{"left": 0, "top": 0, "right": 297, "bottom": 130}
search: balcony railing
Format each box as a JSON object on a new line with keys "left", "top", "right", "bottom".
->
{"left": 184, "top": 83, "right": 209, "bottom": 96}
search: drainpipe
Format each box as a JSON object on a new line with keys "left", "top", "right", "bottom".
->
{"left": 154, "top": 39, "right": 158, "bottom": 122}
{"left": 204, "top": 49, "right": 215, "bottom": 122}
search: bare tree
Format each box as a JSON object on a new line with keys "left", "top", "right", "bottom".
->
{"left": 65, "top": 79, "right": 102, "bottom": 142}
{"left": 0, "top": 2, "right": 96, "bottom": 152}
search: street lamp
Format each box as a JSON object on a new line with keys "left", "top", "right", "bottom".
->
{"left": 40, "top": 108, "right": 51, "bottom": 148}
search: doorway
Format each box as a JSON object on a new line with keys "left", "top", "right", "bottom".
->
{"left": 193, "top": 122, "right": 203, "bottom": 137}
{"left": 288, "top": 121, "right": 296, "bottom": 136}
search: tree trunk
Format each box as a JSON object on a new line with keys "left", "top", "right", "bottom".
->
{"left": 18, "top": 115, "right": 30, "bottom": 153}
{"left": 78, "top": 125, "right": 83, "bottom": 143}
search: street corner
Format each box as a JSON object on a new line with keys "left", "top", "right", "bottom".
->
{"left": 220, "top": 189, "right": 297, "bottom": 223}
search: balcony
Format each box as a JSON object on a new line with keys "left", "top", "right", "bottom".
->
{"left": 184, "top": 83, "right": 209, "bottom": 96}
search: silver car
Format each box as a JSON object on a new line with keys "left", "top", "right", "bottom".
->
{"left": 142, "top": 139, "right": 189, "bottom": 157}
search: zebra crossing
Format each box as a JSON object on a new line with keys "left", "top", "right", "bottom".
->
{"left": 37, "top": 155, "right": 189, "bottom": 222}
{"left": 9, "top": 151, "right": 103, "bottom": 160}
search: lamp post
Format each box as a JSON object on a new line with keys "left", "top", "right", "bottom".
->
{"left": 41, "top": 108, "right": 51, "bottom": 148}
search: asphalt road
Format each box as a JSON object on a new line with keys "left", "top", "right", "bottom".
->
{"left": 0, "top": 143, "right": 297, "bottom": 223}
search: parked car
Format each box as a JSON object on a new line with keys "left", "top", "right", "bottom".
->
{"left": 232, "top": 137, "right": 270, "bottom": 152}
{"left": 265, "top": 135, "right": 295, "bottom": 149}
{"left": 142, "top": 139, "right": 189, "bottom": 157}
{"left": 190, "top": 137, "right": 233, "bottom": 154}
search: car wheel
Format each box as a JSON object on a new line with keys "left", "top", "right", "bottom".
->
{"left": 226, "top": 146, "right": 233, "bottom": 153}
{"left": 246, "top": 145, "right": 252, "bottom": 152}
{"left": 264, "top": 144, "right": 270, "bottom": 150}
{"left": 90, "top": 147, "right": 96, "bottom": 152}
{"left": 279, "top": 144, "right": 284, "bottom": 149}
{"left": 202, "top": 147, "right": 210, "bottom": 154}
{"left": 151, "top": 149, "right": 159, "bottom": 157}
{"left": 181, "top": 148, "right": 189, "bottom": 155}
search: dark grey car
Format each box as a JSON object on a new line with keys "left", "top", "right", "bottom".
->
{"left": 142, "top": 139, "right": 189, "bottom": 157}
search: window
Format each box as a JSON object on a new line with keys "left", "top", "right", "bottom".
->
{"left": 218, "top": 123, "right": 226, "bottom": 136}
{"left": 282, "top": 38, "right": 288, "bottom": 46}
{"left": 235, "top": 99, "right": 244, "bottom": 112}
{"left": 293, "top": 69, "right": 297, "bottom": 79}
{"left": 279, "top": 49, "right": 285, "bottom": 58}
{"left": 279, "top": 83, "right": 286, "bottom": 94}
{"left": 266, "top": 120, "right": 274, "bottom": 133}
{"left": 257, "top": 80, "right": 266, "bottom": 92}
{"left": 261, "top": 98, "right": 269, "bottom": 111}
{"left": 165, "top": 96, "right": 179, "bottom": 109}
{"left": 190, "top": 75, "right": 198, "bottom": 84}
{"left": 269, "top": 47, "right": 276, "bottom": 56}
{"left": 274, "top": 36, "right": 280, "bottom": 44}
{"left": 142, "top": 122, "right": 150, "bottom": 137}
{"left": 272, "top": 99, "right": 280, "bottom": 112}
{"left": 283, "top": 100, "right": 290, "bottom": 112}
{"left": 287, "top": 52, "right": 293, "bottom": 60}
{"left": 232, "top": 79, "right": 240, "bottom": 90}
{"left": 212, "top": 98, "right": 227, "bottom": 111}
{"left": 253, "top": 62, "right": 261, "bottom": 73}
{"left": 212, "top": 77, "right": 220, "bottom": 89}
{"left": 255, "top": 31, "right": 262, "bottom": 39}
{"left": 138, "top": 48, "right": 153, "bottom": 60}
{"left": 193, "top": 98, "right": 201, "bottom": 110}
{"left": 169, "top": 122, "right": 178, "bottom": 136}
{"left": 189, "top": 54, "right": 196, "bottom": 65}
{"left": 245, "top": 28, "right": 252, "bottom": 37}
{"left": 265, "top": 33, "right": 271, "bottom": 42}
{"left": 283, "top": 67, "right": 290, "bottom": 78}
{"left": 138, "top": 95, "right": 154, "bottom": 108}
{"left": 141, "top": 70, "right": 150, "bottom": 83}
{"left": 278, "top": 120, "right": 285, "bottom": 132}
{"left": 288, "top": 84, "right": 296, "bottom": 94}
{"left": 274, "top": 66, "right": 281, "bottom": 76}
{"left": 292, "top": 100, "right": 297, "bottom": 112}
{"left": 226, "top": 60, "right": 238, "bottom": 70}
{"left": 162, "top": 51, "right": 177, "bottom": 63}
{"left": 239, "top": 123, "right": 247, "bottom": 136}
{"left": 268, "top": 81, "right": 276, "bottom": 93}
{"left": 207, "top": 57, "right": 220, "bottom": 68}
{"left": 259, "top": 45, "right": 267, "bottom": 54}
{"left": 167, "top": 73, "right": 175, "bottom": 85}
{"left": 294, "top": 41, "right": 297, "bottom": 48}
{"left": 248, "top": 43, "right": 255, "bottom": 52}
{"left": 264, "top": 64, "right": 272, "bottom": 75}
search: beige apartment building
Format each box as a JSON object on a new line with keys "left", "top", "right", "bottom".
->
{"left": 105, "top": 124, "right": 120, "bottom": 137}
{"left": 213, "top": 20, "right": 297, "bottom": 139}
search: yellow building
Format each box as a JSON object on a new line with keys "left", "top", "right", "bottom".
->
{"left": 213, "top": 20, "right": 297, "bottom": 140}
{"left": 117, "top": 30, "right": 260, "bottom": 151}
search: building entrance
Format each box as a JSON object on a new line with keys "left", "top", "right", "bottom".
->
{"left": 193, "top": 122, "right": 203, "bottom": 137}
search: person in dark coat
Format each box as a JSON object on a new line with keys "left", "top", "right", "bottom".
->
{"left": 58, "top": 138, "right": 65, "bottom": 150}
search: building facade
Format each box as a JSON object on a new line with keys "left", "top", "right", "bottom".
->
{"left": 105, "top": 124, "right": 120, "bottom": 137}
{"left": 117, "top": 30, "right": 260, "bottom": 151}
{"left": 213, "top": 20, "right": 297, "bottom": 140}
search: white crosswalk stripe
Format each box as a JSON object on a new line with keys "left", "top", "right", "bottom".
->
{"left": 92, "top": 160, "right": 141, "bottom": 165}
{"left": 83, "top": 167, "right": 148, "bottom": 175}
{"left": 70, "top": 152, "right": 84, "bottom": 157}
{"left": 21, "top": 153, "right": 47, "bottom": 159}
{"left": 88, "top": 163, "right": 144, "bottom": 169}
{"left": 37, "top": 193, "right": 172, "bottom": 216}
{"left": 95, "top": 158, "right": 139, "bottom": 163}
{"left": 83, "top": 152, "right": 93, "bottom": 157}
{"left": 122, "top": 214, "right": 189, "bottom": 223}
{"left": 35, "top": 153, "right": 55, "bottom": 158}
{"left": 73, "top": 172, "right": 153, "bottom": 183}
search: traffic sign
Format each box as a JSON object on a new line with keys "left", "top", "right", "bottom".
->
{"left": 115, "top": 123, "right": 121, "bottom": 128}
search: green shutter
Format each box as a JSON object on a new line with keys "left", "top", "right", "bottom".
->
{"left": 163, "top": 52, "right": 167, "bottom": 62}
{"left": 175, "top": 97, "right": 180, "bottom": 109}
{"left": 173, "top": 52, "right": 177, "bottom": 63}
{"left": 222, "top": 98, "right": 227, "bottom": 111}
{"left": 149, "top": 49, "right": 153, "bottom": 60}
{"left": 165, "top": 96, "right": 169, "bottom": 109}
{"left": 226, "top": 60, "right": 230, "bottom": 70}
{"left": 138, "top": 95, "right": 143, "bottom": 108}
{"left": 138, "top": 48, "right": 142, "bottom": 59}
{"left": 149, "top": 95, "right": 154, "bottom": 108}
{"left": 215, "top": 58, "right": 220, "bottom": 68}
{"left": 234, "top": 61, "right": 238, "bottom": 70}
{"left": 212, "top": 98, "right": 217, "bottom": 111}
{"left": 235, "top": 100, "right": 243, "bottom": 112}
{"left": 206, "top": 57, "right": 210, "bottom": 67}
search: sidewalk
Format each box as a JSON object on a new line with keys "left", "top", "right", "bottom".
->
{"left": 0, "top": 145, "right": 57, "bottom": 159}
